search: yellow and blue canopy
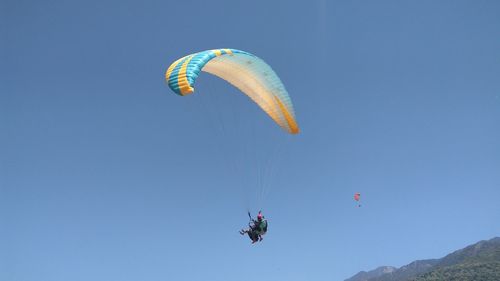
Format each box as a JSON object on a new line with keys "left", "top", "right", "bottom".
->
{"left": 165, "top": 48, "right": 299, "bottom": 134}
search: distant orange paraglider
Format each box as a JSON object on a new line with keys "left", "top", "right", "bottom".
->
{"left": 354, "top": 192, "right": 361, "bottom": 207}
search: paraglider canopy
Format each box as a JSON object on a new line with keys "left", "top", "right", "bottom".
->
{"left": 354, "top": 193, "right": 361, "bottom": 207}
{"left": 354, "top": 193, "right": 360, "bottom": 202}
{"left": 165, "top": 48, "right": 299, "bottom": 134}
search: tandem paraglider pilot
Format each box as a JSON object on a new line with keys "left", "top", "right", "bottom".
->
{"left": 239, "top": 211, "right": 268, "bottom": 244}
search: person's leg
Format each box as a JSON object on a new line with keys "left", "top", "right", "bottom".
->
{"left": 249, "top": 232, "right": 258, "bottom": 243}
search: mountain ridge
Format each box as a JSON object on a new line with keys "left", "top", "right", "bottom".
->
{"left": 344, "top": 237, "right": 500, "bottom": 281}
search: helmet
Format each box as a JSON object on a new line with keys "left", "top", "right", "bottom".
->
{"left": 257, "top": 213, "right": 263, "bottom": 221}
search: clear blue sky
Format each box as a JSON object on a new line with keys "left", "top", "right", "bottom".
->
{"left": 2, "top": 1, "right": 499, "bottom": 280}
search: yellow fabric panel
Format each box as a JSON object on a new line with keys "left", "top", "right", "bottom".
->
{"left": 273, "top": 96, "right": 299, "bottom": 134}
{"left": 165, "top": 56, "right": 185, "bottom": 81}
{"left": 177, "top": 55, "right": 195, "bottom": 95}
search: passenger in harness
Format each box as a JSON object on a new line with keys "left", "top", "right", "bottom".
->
{"left": 239, "top": 211, "right": 268, "bottom": 244}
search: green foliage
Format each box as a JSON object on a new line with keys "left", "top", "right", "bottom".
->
{"left": 411, "top": 261, "right": 500, "bottom": 281}
{"left": 345, "top": 238, "right": 500, "bottom": 281}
